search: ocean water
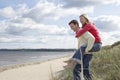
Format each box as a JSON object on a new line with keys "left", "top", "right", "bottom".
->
{"left": 0, "top": 50, "right": 74, "bottom": 67}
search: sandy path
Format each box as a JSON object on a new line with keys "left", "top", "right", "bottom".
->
{"left": 0, "top": 57, "right": 70, "bottom": 80}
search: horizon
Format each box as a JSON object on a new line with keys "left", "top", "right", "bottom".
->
{"left": 0, "top": 41, "right": 118, "bottom": 49}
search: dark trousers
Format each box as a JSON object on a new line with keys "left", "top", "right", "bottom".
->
{"left": 73, "top": 54, "right": 93, "bottom": 80}
{"left": 72, "top": 43, "right": 102, "bottom": 80}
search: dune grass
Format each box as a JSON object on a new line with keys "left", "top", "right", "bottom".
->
{"left": 52, "top": 41, "right": 120, "bottom": 80}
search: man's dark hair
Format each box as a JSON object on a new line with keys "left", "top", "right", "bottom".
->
{"left": 68, "top": 20, "right": 79, "bottom": 26}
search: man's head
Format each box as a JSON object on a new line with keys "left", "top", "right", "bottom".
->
{"left": 68, "top": 20, "right": 79, "bottom": 32}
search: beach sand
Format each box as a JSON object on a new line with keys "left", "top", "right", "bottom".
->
{"left": 0, "top": 57, "right": 70, "bottom": 80}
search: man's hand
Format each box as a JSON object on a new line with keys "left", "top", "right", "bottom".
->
{"left": 85, "top": 49, "right": 90, "bottom": 54}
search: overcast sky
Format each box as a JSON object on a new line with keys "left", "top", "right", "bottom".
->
{"left": 0, "top": 0, "right": 120, "bottom": 49}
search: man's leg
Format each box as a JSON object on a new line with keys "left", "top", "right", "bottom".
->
{"left": 72, "top": 47, "right": 83, "bottom": 80}
{"left": 73, "top": 63, "right": 81, "bottom": 80}
{"left": 83, "top": 54, "right": 93, "bottom": 80}
{"left": 72, "top": 43, "right": 101, "bottom": 80}
{"left": 72, "top": 45, "right": 93, "bottom": 80}
{"left": 72, "top": 46, "right": 85, "bottom": 80}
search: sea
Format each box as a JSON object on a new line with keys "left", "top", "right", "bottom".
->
{"left": 0, "top": 50, "right": 74, "bottom": 67}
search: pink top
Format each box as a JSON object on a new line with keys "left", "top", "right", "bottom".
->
{"left": 76, "top": 23, "right": 101, "bottom": 43}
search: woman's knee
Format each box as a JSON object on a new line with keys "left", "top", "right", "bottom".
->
{"left": 89, "top": 43, "right": 102, "bottom": 52}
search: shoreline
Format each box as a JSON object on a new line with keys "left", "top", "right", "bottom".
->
{"left": 0, "top": 55, "right": 71, "bottom": 72}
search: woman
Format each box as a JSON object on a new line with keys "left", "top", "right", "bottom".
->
{"left": 76, "top": 14, "right": 102, "bottom": 53}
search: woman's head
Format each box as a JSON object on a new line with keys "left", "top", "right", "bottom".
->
{"left": 68, "top": 20, "right": 79, "bottom": 32}
{"left": 79, "top": 14, "right": 91, "bottom": 25}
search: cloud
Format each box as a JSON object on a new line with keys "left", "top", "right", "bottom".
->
{"left": 0, "top": 21, "right": 7, "bottom": 33}
{"left": 22, "top": 1, "right": 94, "bottom": 22}
{"left": 0, "top": 4, "right": 29, "bottom": 19}
{"left": 93, "top": 15, "right": 120, "bottom": 32}
{"left": 16, "top": 4, "right": 29, "bottom": 16}
{"left": 32, "top": 35, "right": 77, "bottom": 49}
{"left": 61, "top": 0, "right": 120, "bottom": 8}
{"left": 0, "top": 1, "right": 94, "bottom": 23}
{"left": 0, "top": 0, "right": 120, "bottom": 48}
{"left": 3, "top": 18, "right": 34, "bottom": 35}
{"left": 0, "top": 36, "right": 36, "bottom": 43}
{"left": 0, "top": 7, "right": 16, "bottom": 18}
{"left": 62, "top": 0, "right": 99, "bottom": 8}
{"left": 0, "top": 1, "right": 94, "bottom": 44}
{"left": 101, "top": 31, "right": 120, "bottom": 45}
{"left": 93, "top": 15, "right": 120, "bottom": 45}
{"left": 23, "top": 1, "right": 63, "bottom": 22}
{"left": 0, "top": 16, "right": 71, "bottom": 44}
{"left": 112, "top": 33, "right": 120, "bottom": 38}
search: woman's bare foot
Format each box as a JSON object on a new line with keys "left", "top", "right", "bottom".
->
{"left": 63, "top": 60, "right": 77, "bottom": 69}
{"left": 64, "top": 59, "right": 72, "bottom": 63}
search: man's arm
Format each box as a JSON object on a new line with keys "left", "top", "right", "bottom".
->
{"left": 83, "top": 32, "right": 95, "bottom": 53}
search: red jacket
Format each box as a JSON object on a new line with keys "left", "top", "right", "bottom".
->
{"left": 76, "top": 23, "right": 101, "bottom": 43}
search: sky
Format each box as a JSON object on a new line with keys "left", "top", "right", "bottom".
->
{"left": 0, "top": 0, "right": 120, "bottom": 49}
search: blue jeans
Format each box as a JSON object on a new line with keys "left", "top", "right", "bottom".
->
{"left": 72, "top": 42, "right": 102, "bottom": 80}
{"left": 73, "top": 54, "right": 93, "bottom": 80}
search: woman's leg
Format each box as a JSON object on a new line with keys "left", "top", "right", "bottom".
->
{"left": 89, "top": 43, "right": 102, "bottom": 52}
{"left": 64, "top": 46, "right": 85, "bottom": 69}
{"left": 80, "top": 43, "right": 102, "bottom": 53}
{"left": 63, "top": 59, "right": 77, "bottom": 69}
{"left": 72, "top": 47, "right": 84, "bottom": 64}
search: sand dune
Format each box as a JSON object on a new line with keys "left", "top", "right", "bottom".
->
{"left": 0, "top": 57, "right": 70, "bottom": 80}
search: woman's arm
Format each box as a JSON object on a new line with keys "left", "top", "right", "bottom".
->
{"left": 76, "top": 23, "right": 92, "bottom": 37}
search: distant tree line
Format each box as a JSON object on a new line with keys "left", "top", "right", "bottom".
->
{"left": 0, "top": 49, "right": 76, "bottom": 52}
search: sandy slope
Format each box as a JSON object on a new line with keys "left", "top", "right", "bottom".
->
{"left": 0, "top": 57, "right": 70, "bottom": 80}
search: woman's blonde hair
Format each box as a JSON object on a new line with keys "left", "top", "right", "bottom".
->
{"left": 79, "top": 13, "right": 92, "bottom": 25}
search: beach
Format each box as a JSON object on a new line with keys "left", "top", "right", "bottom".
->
{"left": 0, "top": 56, "right": 70, "bottom": 80}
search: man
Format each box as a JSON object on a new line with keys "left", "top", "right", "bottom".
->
{"left": 65, "top": 20, "right": 95, "bottom": 80}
